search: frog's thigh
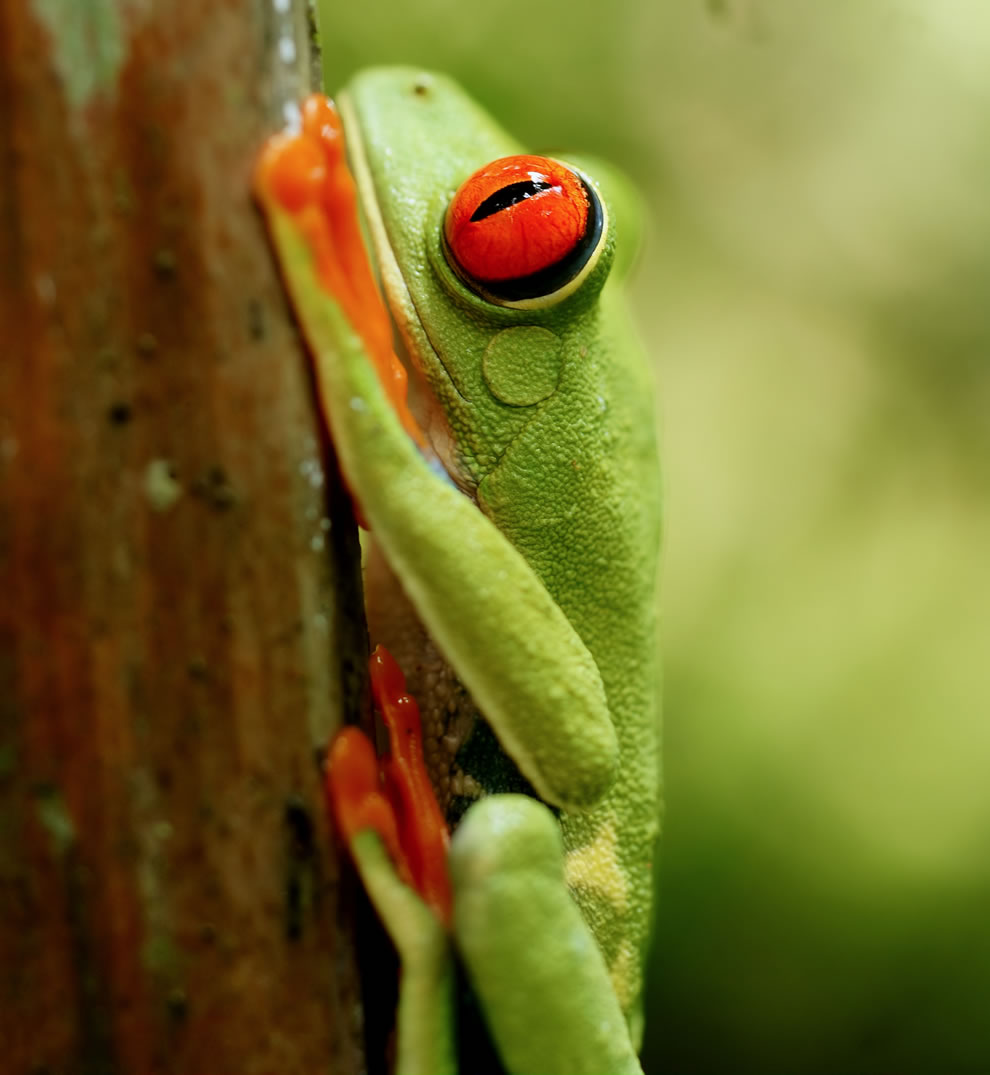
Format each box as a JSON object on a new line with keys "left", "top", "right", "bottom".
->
{"left": 449, "top": 795, "right": 643, "bottom": 1075}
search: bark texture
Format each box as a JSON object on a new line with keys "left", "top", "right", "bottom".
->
{"left": 0, "top": 1, "right": 367, "bottom": 1071}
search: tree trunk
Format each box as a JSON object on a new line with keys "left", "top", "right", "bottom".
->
{"left": 0, "top": 1, "right": 367, "bottom": 1071}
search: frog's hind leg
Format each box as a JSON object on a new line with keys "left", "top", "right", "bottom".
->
{"left": 449, "top": 794, "right": 644, "bottom": 1075}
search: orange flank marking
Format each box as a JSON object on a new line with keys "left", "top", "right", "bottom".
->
{"left": 325, "top": 645, "right": 452, "bottom": 926}
{"left": 254, "top": 93, "right": 424, "bottom": 453}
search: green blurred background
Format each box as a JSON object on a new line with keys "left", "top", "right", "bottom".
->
{"left": 318, "top": 3, "right": 990, "bottom": 1071}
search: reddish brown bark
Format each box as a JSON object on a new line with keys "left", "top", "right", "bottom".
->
{"left": 0, "top": 2, "right": 367, "bottom": 1072}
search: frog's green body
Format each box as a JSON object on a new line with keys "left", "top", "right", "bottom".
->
{"left": 262, "top": 67, "right": 661, "bottom": 1075}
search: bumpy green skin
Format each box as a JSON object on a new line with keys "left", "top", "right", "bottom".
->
{"left": 266, "top": 67, "right": 661, "bottom": 1074}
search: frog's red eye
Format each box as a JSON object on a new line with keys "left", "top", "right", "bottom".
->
{"left": 443, "top": 155, "right": 605, "bottom": 306}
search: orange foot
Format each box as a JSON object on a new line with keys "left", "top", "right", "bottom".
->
{"left": 254, "top": 94, "right": 422, "bottom": 447}
{"left": 326, "top": 645, "right": 452, "bottom": 925}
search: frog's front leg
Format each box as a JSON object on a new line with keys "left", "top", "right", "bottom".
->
{"left": 344, "top": 831, "right": 455, "bottom": 1075}
{"left": 327, "top": 650, "right": 457, "bottom": 1075}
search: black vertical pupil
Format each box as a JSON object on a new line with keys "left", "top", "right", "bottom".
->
{"left": 469, "top": 179, "right": 555, "bottom": 222}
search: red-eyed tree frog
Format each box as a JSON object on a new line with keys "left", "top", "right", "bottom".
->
{"left": 255, "top": 68, "right": 661, "bottom": 1075}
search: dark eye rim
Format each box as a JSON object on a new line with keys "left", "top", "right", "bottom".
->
{"left": 442, "top": 171, "right": 606, "bottom": 305}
